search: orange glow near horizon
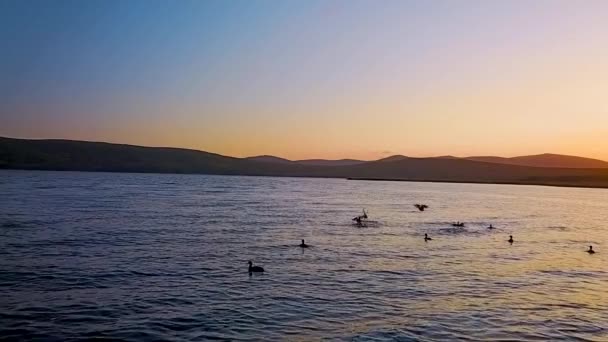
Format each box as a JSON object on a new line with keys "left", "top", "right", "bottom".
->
{"left": 1, "top": 1, "right": 608, "bottom": 161}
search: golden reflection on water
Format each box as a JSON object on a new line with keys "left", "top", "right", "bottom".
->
{"left": 356, "top": 215, "right": 607, "bottom": 332}
{"left": 2, "top": 172, "right": 607, "bottom": 340}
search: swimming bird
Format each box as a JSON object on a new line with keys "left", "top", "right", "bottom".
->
{"left": 424, "top": 233, "right": 432, "bottom": 241}
{"left": 508, "top": 235, "right": 514, "bottom": 243}
{"left": 248, "top": 261, "right": 264, "bottom": 273}
{"left": 352, "top": 209, "right": 368, "bottom": 225}
{"left": 587, "top": 246, "right": 595, "bottom": 254}
{"left": 487, "top": 224, "right": 494, "bottom": 229}
{"left": 352, "top": 216, "right": 367, "bottom": 227}
{"left": 452, "top": 222, "right": 465, "bottom": 227}
{"left": 299, "top": 239, "right": 309, "bottom": 248}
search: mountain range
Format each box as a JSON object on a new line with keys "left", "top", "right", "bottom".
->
{"left": 2, "top": 136, "right": 608, "bottom": 188}
{"left": 247, "top": 153, "right": 608, "bottom": 169}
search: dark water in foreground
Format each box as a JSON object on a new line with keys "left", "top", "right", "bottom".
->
{"left": 1, "top": 170, "right": 607, "bottom": 341}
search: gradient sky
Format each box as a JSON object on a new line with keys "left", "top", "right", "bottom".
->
{"left": 1, "top": 0, "right": 607, "bottom": 160}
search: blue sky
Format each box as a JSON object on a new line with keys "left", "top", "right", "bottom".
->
{"left": 2, "top": 0, "right": 607, "bottom": 160}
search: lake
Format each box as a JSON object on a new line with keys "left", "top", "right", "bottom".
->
{"left": 1, "top": 170, "right": 607, "bottom": 341}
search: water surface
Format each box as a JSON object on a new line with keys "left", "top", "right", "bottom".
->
{"left": 1, "top": 170, "right": 607, "bottom": 341}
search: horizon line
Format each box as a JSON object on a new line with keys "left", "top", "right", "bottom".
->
{"left": 2, "top": 135, "right": 607, "bottom": 163}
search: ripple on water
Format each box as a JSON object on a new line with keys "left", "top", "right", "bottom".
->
{"left": 1, "top": 171, "right": 607, "bottom": 341}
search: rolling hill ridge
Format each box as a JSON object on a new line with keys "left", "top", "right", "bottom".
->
{"left": 2, "top": 137, "right": 608, "bottom": 188}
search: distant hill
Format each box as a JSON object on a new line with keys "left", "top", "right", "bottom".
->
{"left": 244, "top": 152, "right": 608, "bottom": 168}
{"left": 343, "top": 157, "right": 608, "bottom": 186}
{"left": 2, "top": 137, "right": 608, "bottom": 188}
{"left": 466, "top": 153, "right": 608, "bottom": 169}
{"left": 377, "top": 155, "right": 409, "bottom": 162}
{"left": 0, "top": 137, "right": 253, "bottom": 174}
{"left": 245, "top": 155, "right": 293, "bottom": 164}
{"left": 245, "top": 156, "right": 365, "bottom": 166}
{"left": 295, "top": 159, "right": 365, "bottom": 166}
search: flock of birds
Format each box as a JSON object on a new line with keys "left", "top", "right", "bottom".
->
{"left": 247, "top": 204, "right": 597, "bottom": 274}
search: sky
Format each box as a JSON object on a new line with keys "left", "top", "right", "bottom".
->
{"left": 1, "top": 0, "right": 607, "bottom": 161}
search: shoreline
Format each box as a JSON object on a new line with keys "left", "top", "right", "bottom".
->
{"left": 347, "top": 177, "right": 608, "bottom": 190}
{"left": 2, "top": 168, "right": 607, "bottom": 190}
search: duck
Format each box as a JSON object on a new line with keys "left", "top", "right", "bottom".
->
{"left": 487, "top": 224, "right": 494, "bottom": 229}
{"left": 414, "top": 204, "right": 429, "bottom": 212}
{"left": 587, "top": 246, "right": 595, "bottom": 254}
{"left": 299, "top": 239, "right": 309, "bottom": 248}
{"left": 424, "top": 233, "right": 432, "bottom": 241}
{"left": 508, "top": 235, "right": 514, "bottom": 244}
{"left": 248, "top": 261, "right": 264, "bottom": 273}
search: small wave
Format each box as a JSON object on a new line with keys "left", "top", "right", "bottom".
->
{"left": 436, "top": 227, "right": 480, "bottom": 236}
{"left": 539, "top": 269, "right": 607, "bottom": 278}
{"left": 34, "top": 185, "right": 57, "bottom": 189}
{"left": 1, "top": 221, "right": 21, "bottom": 228}
{"left": 0, "top": 218, "right": 49, "bottom": 229}
{"left": 350, "top": 220, "right": 383, "bottom": 228}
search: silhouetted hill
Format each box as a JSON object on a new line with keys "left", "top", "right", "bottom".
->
{"left": 244, "top": 153, "right": 608, "bottom": 168}
{"left": 466, "top": 153, "right": 608, "bottom": 168}
{"left": 377, "top": 155, "right": 409, "bottom": 162}
{"left": 341, "top": 157, "right": 608, "bottom": 187}
{"left": 295, "top": 159, "right": 365, "bottom": 166}
{"left": 245, "top": 155, "right": 293, "bottom": 164}
{"left": 0, "top": 137, "right": 251, "bottom": 174}
{"left": 244, "top": 156, "right": 365, "bottom": 166}
{"left": 2, "top": 137, "right": 608, "bottom": 188}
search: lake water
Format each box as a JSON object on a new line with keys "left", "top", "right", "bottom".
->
{"left": 1, "top": 170, "right": 607, "bottom": 341}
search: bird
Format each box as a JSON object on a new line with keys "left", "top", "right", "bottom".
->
{"left": 587, "top": 246, "right": 596, "bottom": 254}
{"left": 508, "top": 235, "right": 514, "bottom": 244}
{"left": 487, "top": 224, "right": 495, "bottom": 229}
{"left": 414, "top": 204, "right": 429, "bottom": 212}
{"left": 424, "top": 233, "right": 432, "bottom": 241}
{"left": 299, "top": 239, "right": 309, "bottom": 248}
{"left": 248, "top": 261, "right": 264, "bottom": 273}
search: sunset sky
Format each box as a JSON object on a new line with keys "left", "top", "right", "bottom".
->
{"left": 1, "top": 0, "right": 607, "bottom": 161}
